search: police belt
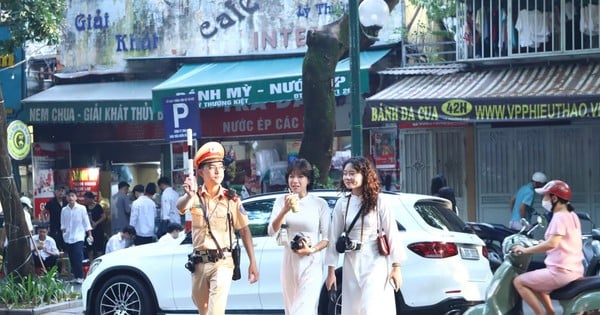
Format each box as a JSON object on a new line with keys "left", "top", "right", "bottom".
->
{"left": 193, "top": 249, "right": 231, "bottom": 263}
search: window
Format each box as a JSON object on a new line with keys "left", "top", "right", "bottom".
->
{"left": 243, "top": 199, "right": 276, "bottom": 237}
{"left": 413, "top": 200, "right": 466, "bottom": 233}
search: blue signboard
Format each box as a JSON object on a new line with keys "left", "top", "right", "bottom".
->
{"left": 162, "top": 93, "right": 200, "bottom": 142}
{"left": 0, "top": 26, "right": 25, "bottom": 119}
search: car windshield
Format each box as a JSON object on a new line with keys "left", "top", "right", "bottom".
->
{"left": 243, "top": 193, "right": 339, "bottom": 237}
{"left": 412, "top": 199, "right": 466, "bottom": 233}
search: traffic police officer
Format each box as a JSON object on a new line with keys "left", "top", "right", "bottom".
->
{"left": 177, "top": 141, "right": 259, "bottom": 315}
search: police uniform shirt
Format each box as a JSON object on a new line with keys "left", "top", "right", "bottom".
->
{"left": 189, "top": 186, "right": 248, "bottom": 251}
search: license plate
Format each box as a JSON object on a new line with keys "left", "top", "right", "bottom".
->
{"left": 460, "top": 246, "right": 479, "bottom": 260}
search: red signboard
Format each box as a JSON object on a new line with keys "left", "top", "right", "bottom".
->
{"left": 201, "top": 101, "right": 304, "bottom": 137}
{"left": 69, "top": 167, "right": 101, "bottom": 202}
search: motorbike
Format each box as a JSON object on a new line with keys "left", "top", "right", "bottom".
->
{"left": 466, "top": 214, "right": 545, "bottom": 272}
{"left": 468, "top": 211, "right": 600, "bottom": 274}
{"left": 464, "top": 217, "right": 600, "bottom": 315}
{"left": 579, "top": 211, "right": 600, "bottom": 276}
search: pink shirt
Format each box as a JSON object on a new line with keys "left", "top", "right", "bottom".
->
{"left": 544, "top": 211, "right": 584, "bottom": 275}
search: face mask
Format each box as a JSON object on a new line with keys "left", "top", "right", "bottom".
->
{"left": 542, "top": 199, "right": 553, "bottom": 212}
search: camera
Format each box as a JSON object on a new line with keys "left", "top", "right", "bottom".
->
{"left": 335, "top": 233, "right": 362, "bottom": 253}
{"left": 290, "top": 232, "right": 311, "bottom": 251}
{"left": 347, "top": 239, "right": 362, "bottom": 251}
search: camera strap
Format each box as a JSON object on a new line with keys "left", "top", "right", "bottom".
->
{"left": 343, "top": 196, "right": 362, "bottom": 235}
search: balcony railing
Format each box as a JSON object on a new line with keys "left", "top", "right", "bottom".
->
{"left": 404, "top": 0, "right": 600, "bottom": 64}
{"left": 458, "top": 0, "right": 600, "bottom": 60}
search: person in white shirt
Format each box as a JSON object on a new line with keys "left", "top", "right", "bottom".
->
{"left": 61, "top": 190, "right": 93, "bottom": 284}
{"left": 130, "top": 183, "right": 157, "bottom": 246}
{"left": 105, "top": 225, "right": 136, "bottom": 254}
{"left": 1, "top": 197, "right": 35, "bottom": 256}
{"left": 31, "top": 224, "right": 60, "bottom": 271}
{"left": 157, "top": 177, "right": 181, "bottom": 237}
{"left": 158, "top": 222, "right": 184, "bottom": 244}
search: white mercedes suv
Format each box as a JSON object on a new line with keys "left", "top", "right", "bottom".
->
{"left": 82, "top": 190, "right": 492, "bottom": 315}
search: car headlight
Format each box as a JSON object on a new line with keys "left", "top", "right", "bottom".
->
{"left": 87, "top": 258, "right": 102, "bottom": 277}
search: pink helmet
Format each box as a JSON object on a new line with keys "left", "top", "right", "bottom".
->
{"left": 535, "top": 180, "right": 572, "bottom": 201}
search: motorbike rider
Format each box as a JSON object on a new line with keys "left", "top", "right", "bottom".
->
{"left": 511, "top": 180, "right": 583, "bottom": 315}
{"left": 509, "top": 172, "right": 547, "bottom": 230}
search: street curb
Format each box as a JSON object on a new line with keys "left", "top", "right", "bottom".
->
{"left": 0, "top": 299, "right": 82, "bottom": 315}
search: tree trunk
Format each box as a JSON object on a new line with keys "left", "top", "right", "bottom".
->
{"left": 299, "top": 0, "right": 399, "bottom": 184}
{"left": 0, "top": 86, "right": 35, "bottom": 277}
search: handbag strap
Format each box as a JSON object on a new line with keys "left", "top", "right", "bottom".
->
{"left": 377, "top": 207, "right": 382, "bottom": 236}
{"left": 344, "top": 196, "right": 362, "bottom": 234}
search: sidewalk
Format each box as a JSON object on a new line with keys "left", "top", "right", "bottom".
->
{"left": 41, "top": 281, "right": 84, "bottom": 315}
{"left": 34, "top": 281, "right": 84, "bottom": 315}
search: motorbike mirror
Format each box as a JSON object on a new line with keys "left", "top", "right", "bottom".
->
{"left": 536, "top": 215, "right": 546, "bottom": 229}
{"left": 519, "top": 218, "right": 530, "bottom": 233}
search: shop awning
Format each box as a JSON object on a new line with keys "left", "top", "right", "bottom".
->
{"left": 365, "top": 62, "right": 600, "bottom": 126}
{"left": 152, "top": 50, "right": 390, "bottom": 111}
{"left": 22, "top": 80, "right": 162, "bottom": 124}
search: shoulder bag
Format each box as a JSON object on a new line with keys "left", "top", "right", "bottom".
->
{"left": 377, "top": 207, "right": 390, "bottom": 256}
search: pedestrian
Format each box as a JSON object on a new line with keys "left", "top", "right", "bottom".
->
{"left": 157, "top": 176, "right": 181, "bottom": 237}
{"left": 430, "top": 174, "right": 458, "bottom": 214}
{"left": 509, "top": 172, "right": 547, "bottom": 230}
{"left": 512, "top": 180, "right": 583, "bottom": 315}
{"left": 61, "top": 189, "right": 93, "bottom": 284}
{"left": 105, "top": 225, "right": 136, "bottom": 254}
{"left": 43, "top": 185, "right": 67, "bottom": 250}
{"left": 177, "top": 141, "right": 259, "bottom": 315}
{"left": 158, "top": 222, "right": 184, "bottom": 244}
{"left": 1, "top": 197, "right": 35, "bottom": 256}
{"left": 267, "top": 158, "right": 330, "bottom": 314}
{"left": 83, "top": 191, "right": 106, "bottom": 259}
{"left": 129, "top": 183, "right": 157, "bottom": 246}
{"left": 325, "top": 156, "right": 405, "bottom": 315}
{"left": 131, "top": 184, "right": 144, "bottom": 201}
{"left": 111, "top": 181, "right": 131, "bottom": 234}
{"left": 20, "top": 196, "right": 34, "bottom": 235}
{"left": 30, "top": 223, "right": 60, "bottom": 271}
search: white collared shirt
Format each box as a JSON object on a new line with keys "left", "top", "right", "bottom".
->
{"left": 105, "top": 232, "right": 132, "bottom": 253}
{"left": 31, "top": 235, "right": 59, "bottom": 260}
{"left": 130, "top": 195, "right": 156, "bottom": 237}
{"left": 60, "top": 202, "right": 92, "bottom": 244}
{"left": 161, "top": 186, "right": 181, "bottom": 224}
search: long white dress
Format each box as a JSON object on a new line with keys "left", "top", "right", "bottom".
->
{"left": 325, "top": 194, "right": 405, "bottom": 315}
{"left": 268, "top": 193, "right": 330, "bottom": 315}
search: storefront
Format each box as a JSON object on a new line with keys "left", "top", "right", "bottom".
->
{"left": 17, "top": 0, "right": 405, "bottom": 223}
{"left": 365, "top": 61, "right": 600, "bottom": 223}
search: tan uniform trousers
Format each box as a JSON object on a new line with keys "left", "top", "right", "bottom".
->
{"left": 191, "top": 256, "right": 234, "bottom": 315}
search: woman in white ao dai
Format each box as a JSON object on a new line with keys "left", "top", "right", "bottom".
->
{"left": 268, "top": 158, "right": 330, "bottom": 315}
{"left": 325, "top": 156, "right": 405, "bottom": 315}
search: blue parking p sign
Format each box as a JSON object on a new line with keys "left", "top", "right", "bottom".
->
{"left": 162, "top": 94, "right": 200, "bottom": 142}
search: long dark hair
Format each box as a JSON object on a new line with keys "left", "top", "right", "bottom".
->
{"left": 339, "top": 156, "right": 380, "bottom": 216}
{"left": 286, "top": 158, "right": 314, "bottom": 190}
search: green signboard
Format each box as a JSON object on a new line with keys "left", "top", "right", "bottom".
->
{"left": 25, "top": 101, "right": 162, "bottom": 124}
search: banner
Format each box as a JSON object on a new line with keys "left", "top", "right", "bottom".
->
{"left": 365, "top": 96, "right": 600, "bottom": 126}
{"left": 69, "top": 168, "right": 101, "bottom": 201}
{"left": 370, "top": 129, "right": 396, "bottom": 169}
{"left": 32, "top": 142, "right": 71, "bottom": 219}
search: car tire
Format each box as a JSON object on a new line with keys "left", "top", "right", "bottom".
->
{"left": 92, "top": 274, "right": 156, "bottom": 315}
{"left": 318, "top": 268, "right": 343, "bottom": 315}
